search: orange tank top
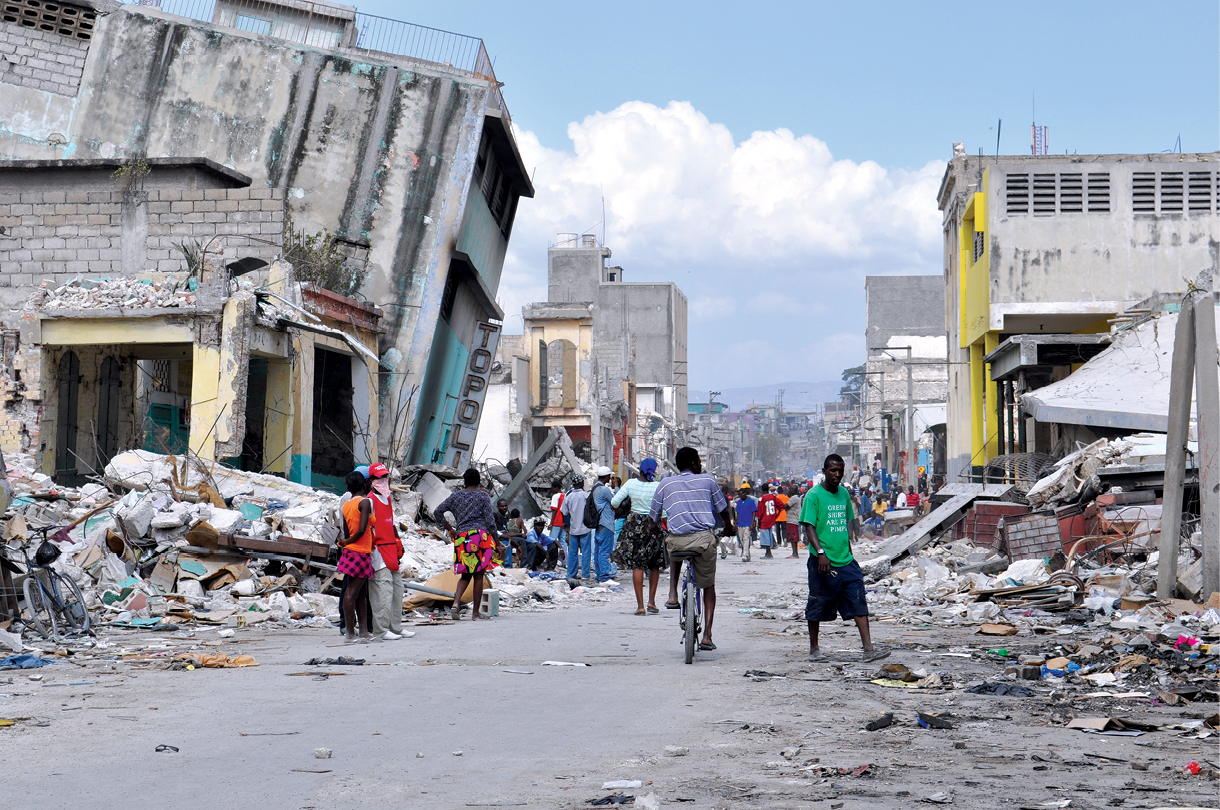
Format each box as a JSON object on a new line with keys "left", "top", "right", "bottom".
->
{"left": 341, "top": 497, "right": 374, "bottom": 553}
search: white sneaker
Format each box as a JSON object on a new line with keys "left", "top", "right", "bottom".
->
{"left": 382, "top": 631, "right": 402, "bottom": 640}
{"left": 400, "top": 630, "right": 416, "bottom": 638}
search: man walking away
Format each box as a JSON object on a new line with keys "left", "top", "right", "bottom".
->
{"left": 591, "top": 466, "right": 617, "bottom": 583}
{"left": 648, "top": 447, "right": 735, "bottom": 651}
{"left": 800, "top": 453, "right": 888, "bottom": 663}
{"left": 784, "top": 485, "right": 803, "bottom": 559}
{"left": 758, "top": 484, "right": 781, "bottom": 559}
{"left": 548, "top": 479, "right": 568, "bottom": 561}
{"left": 560, "top": 476, "right": 592, "bottom": 581}
{"left": 733, "top": 484, "right": 758, "bottom": 562}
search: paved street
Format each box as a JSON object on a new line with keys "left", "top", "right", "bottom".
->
{"left": 4, "top": 557, "right": 1214, "bottom": 810}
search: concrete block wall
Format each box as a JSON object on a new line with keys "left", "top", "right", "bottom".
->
{"left": 0, "top": 187, "right": 285, "bottom": 290}
{"left": 0, "top": 21, "right": 90, "bottom": 98}
{"left": 143, "top": 187, "right": 286, "bottom": 274}
{"left": 1004, "top": 513, "right": 1062, "bottom": 561}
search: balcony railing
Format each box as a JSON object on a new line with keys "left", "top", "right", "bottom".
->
{"left": 123, "top": 0, "right": 508, "bottom": 124}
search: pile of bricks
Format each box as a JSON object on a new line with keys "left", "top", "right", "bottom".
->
{"left": 1003, "top": 514, "right": 1063, "bottom": 561}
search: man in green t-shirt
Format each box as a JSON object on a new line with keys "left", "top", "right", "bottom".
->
{"left": 799, "top": 453, "right": 888, "bottom": 663}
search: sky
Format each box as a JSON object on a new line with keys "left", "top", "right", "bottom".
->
{"left": 362, "top": 0, "right": 1220, "bottom": 391}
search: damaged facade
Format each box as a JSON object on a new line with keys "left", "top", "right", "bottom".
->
{"left": 0, "top": 0, "right": 532, "bottom": 481}
{"left": 937, "top": 150, "right": 1220, "bottom": 483}
{"left": 0, "top": 158, "right": 385, "bottom": 491}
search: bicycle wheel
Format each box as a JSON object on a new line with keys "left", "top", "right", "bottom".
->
{"left": 23, "top": 574, "right": 57, "bottom": 639}
{"left": 683, "top": 562, "right": 697, "bottom": 664}
{"left": 51, "top": 572, "right": 90, "bottom": 633}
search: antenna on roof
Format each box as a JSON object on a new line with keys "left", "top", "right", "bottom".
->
{"left": 996, "top": 119, "right": 1002, "bottom": 156}
{"left": 1031, "top": 93, "right": 1048, "bottom": 155}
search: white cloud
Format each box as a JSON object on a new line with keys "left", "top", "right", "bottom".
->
{"left": 498, "top": 100, "right": 943, "bottom": 390}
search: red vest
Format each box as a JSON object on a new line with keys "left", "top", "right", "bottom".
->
{"left": 371, "top": 496, "right": 401, "bottom": 572}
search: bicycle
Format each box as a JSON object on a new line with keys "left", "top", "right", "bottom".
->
{"left": 5, "top": 526, "right": 90, "bottom": 640}
{"left": 671, "top": 549, "right": 703, "bottom": 664}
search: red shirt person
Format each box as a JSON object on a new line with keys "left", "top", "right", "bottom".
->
{"left": 757, "top": 485, "right": 782, "bottom": 558}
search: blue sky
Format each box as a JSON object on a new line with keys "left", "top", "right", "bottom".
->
{"left": 362, "top": 0, "right": 1219, "bottom": 389}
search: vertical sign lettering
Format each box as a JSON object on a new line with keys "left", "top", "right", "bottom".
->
{"left": 445, "top": 321, "right": 501, "bottom": 468}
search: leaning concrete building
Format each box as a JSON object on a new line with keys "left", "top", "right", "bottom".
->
{"left": 0, "top": 0, "right": 532, "bottom": 482}
{"left": 938, "top": 149, "right": 1220, "bottom": 483}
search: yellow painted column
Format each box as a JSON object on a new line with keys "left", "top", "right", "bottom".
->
{"left": 970, "top": 341, "right": 985, "bottom": 467}
{"left": 984, "top": 331, "right": 1000, "bottom": 461}
{"left": 263, "top": 358, "right": 293, "bottom": 476}
{"left": 289, "top": 335, "right": 314, "bottom": 485}
{"left": 189, "top": 343, "right": 222, "bottom": 461}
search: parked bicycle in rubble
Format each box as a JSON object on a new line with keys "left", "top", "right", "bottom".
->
{"left": 3, "top": 525, "right": 91, "bottom": 640}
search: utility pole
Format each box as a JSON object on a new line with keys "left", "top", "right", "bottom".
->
{"left": 905, "top": 346, "right": 914, "bottom": 490}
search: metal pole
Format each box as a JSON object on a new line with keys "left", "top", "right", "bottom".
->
{"left": 1161, "top": 293, "right": 1197, "bottom": 598}
{"left": 906, "top": 346, "right": 915, "bottom": 490}
{"left": 1193, "top": 284, "right": 1219, "bottom": 603}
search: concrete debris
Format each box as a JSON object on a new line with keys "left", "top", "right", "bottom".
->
{"left": 35, "top": 276, "right": 195, "bottom": 311}
{"left": 1, "top": 446, "right": 621, "bottom": 652}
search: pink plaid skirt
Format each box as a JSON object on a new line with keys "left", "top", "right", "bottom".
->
{"left": 337, "top": 548, "right": 373, "bottom": 579}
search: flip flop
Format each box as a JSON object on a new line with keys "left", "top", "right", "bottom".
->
{"left": 646, "top": 605, "right": 659, "bottom": 614}
{"left": 664, "top": 601, "right": 680, "bottom": 610}
{"left": 862, "top": 648, "right": 891, "bottom": 662}
{"left": 698, "top": 641, "right": 717, "bottom": 651}
{"left": 807, "top": 650, "right": 828, "bottom": 662}
{"left": 634, "top": 609, "right": 646, "bottom": 616}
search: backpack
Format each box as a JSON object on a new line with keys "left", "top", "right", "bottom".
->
{"left": 583, "top": 485, "right": 604, "bottom": 531}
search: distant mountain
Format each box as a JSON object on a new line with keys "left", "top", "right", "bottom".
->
{"left": 689, "top": 381, "right": 843, "bottom": 413}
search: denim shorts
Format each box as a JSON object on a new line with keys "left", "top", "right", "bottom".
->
{"left": 805, "top": 558, "right": 869, "bottom": 621}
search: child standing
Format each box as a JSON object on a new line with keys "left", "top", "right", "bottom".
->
{"left": 338, "top": 471, "right": 375, "bottom": 643}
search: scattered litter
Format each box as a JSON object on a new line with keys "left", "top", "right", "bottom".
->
{"left": 543, "top": 661, "right": 590, "bottom": 667}
{"left": 154, "top": 744, "right": 178, "bottom": 753}
{"left": 602, "top": 781, "right": 643, "bottom": 790}
{"left": 313, "top": 748, "right": 332, "bottom": 759}
{"left": 865, "top": 713, "right": 895, "bottom": 731}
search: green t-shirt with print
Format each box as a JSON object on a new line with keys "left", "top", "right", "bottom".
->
{"left": 799, "top": 484, "right": 856, "bottom": 567}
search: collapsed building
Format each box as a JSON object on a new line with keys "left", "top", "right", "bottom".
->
{"left": 0, "top": 0, "right": 533, "bottom": 481}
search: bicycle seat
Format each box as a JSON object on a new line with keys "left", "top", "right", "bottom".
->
{"left": 670, "top": 550, "right": 703, "bottom": 559}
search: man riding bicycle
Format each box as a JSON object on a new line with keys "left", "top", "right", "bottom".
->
{"left": 647, "top": 447, "right": 736, "bottom": 651}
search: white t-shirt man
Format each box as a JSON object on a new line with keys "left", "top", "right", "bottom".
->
{"left": 896, "top": 492, "right": 908, "bottom": 508}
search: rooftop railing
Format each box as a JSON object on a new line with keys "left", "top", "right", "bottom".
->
{"left": 123, "top": 0, "right": 509, "bottom": 124}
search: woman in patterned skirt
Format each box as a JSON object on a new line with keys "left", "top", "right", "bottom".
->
{"left": 338, "top": 471, "right": 376, "bottom": 642}
{"left": 434, "top": 468, "right": 499, "bottom": 620}
{"left": 610, "top": 458, "right": 665, "bottom": 615}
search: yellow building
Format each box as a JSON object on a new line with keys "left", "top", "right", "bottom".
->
{"left": 939, "top": 150, "right": 1220, "bottom": 480}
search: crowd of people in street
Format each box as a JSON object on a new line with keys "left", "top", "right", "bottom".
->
{"left": 335, "top": 448, "right": 923, "bottom": 662}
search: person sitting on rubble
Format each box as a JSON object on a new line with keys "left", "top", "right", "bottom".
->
{"left": 337, "top": 470, "right": 376, "bottom": 643}
{"left": 800, "top": 453, "right": 888, "bottom": 663}
{"left": 436, "top": 469, "right": 500, "bottom": 621}
{"left": 521, "top": 518, "right": 548, "bottom": 571}
{"left": 493, "top": 499, "right": 515, "bottom": 567}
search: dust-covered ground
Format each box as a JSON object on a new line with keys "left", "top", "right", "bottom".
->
{"left": 2, "top": 555, "right": 1216, "bottom": 810}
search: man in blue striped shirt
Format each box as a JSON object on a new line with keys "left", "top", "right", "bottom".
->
{"left": 648, "top": 447, "right": 736, "bottom": 651}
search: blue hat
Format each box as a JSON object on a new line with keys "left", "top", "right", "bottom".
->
{"left": 354, "top": 465, "right": 370, "bottom": 479}
{"left": 639, "top": 458, "right": 658, "bottom": 481}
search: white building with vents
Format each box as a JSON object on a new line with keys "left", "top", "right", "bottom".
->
{"left": 937, "top": 150, "right": 1220, "bottom": 482}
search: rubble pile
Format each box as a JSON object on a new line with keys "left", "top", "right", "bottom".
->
{"left": 34, "top": 276, "right": 196, "bottom": 311}
{"left": 0, "top": 446, "right": 617, "bottom": 655}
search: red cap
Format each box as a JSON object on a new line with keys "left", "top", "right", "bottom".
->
{"left": 368, "top": 462, "right": 390, "bottom": 478}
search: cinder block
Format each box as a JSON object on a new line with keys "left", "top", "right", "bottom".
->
{"left": 170, "top": 201, "right": 192, "bottom": 214}
{"left": 181, "top": 190, "right": 204, "bottom": 202}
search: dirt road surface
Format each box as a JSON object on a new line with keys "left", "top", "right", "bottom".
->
{"left": 3, "top": 556, "right": 1215, "bottom": 809}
